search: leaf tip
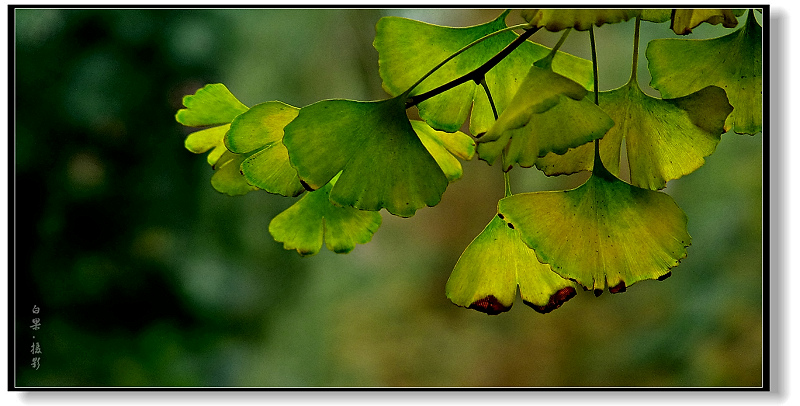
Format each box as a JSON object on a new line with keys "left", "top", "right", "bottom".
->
{"left": 469, "top": 295, "right": 511, "bottom": 315}
{"left": 525, "top": 286, "right": 577, "bottom": 314}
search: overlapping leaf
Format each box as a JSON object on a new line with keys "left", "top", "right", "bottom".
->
{"left": 176, "top": 83, "right": 249, "bottom": 166}
{"left": 446, "top": 214, "right": 577, "bottom": 315}
{"left": 498, "top": 165, "right": 691, "bottom": 295}
{"left": 269, "top": 175, "right": 382, "bottom": 257}
{"left": 210, "top": 151, "right": 259, "bottom": 196}
{"left": 282, "top": 96, "right": 448, "bottom": 217}
{"left": 374, "top": 10, "right": 593, "bottom": 135}
{"left": 176, "top": 83, "right": 257, "bottom": 196}
{"left": 411, "top": 120, "right": 475, "bottom": 182}
{"left": 476, "top": 60, "right": 614, "bottom": 170}
{"left": 648, "top": 9, "right": 762, "bottom": 134}
{"left": 532, "top": 80, "right": 732, "bottom": 189}
{"left": 521, "top": 9, "right": 639, "bottom": 31}
{"left": 225, "top": 101, "right": 304, "bottom": 197}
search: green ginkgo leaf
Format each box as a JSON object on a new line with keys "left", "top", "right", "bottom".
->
{"left": 647, "top": 9, "right": 762, "bottom": 134}
{"left": 531, "top": 83, "right": 732, "bottom": 189}
{"left": 282, "top": 96, "right": 448, "bottom": 217}
{"left": 210, "top": 151, "right": 259, "bottom": 196}
{"left": 476, "top": 61, "right": 614, "bottom": 170}
{"left": 268, "top": 175, "right": 382, "bottom": 256}
{"left": 670, "top": 9, "right": 740, "bottom": 35}
{"left": 225, "top": 101, "right": 304, "bottom": 197}
{"left": 498, "top": 166, "right": 691, "bottom": 295}
{"left": 411, "top": 120, "right": 475, "bottom": 182}
{"left": 176, "top": 83, "right": 249, "bottom": 166}
{"left": 374, "top": 11, "right": 593, "bottom": 134}
{"left": 521, "top": 9, "right": 639, "bottom": 31}
{"left": 446, "top": 214, "right": 578, "bottom": 315}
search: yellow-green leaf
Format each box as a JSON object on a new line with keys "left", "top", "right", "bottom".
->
{"left": 411, "top": 120, "right": 474, "bottom": 182}
{"left": 498, "top": 171, "right": 691, "bottom": 295}
{"left": 268, "top": 175, "right": 382, "bottom": 256}
{"left": 521, "top": 9, "right": 639, "bottom": 31}
{"left": 647, "top": 9, "right": 762, "bottom": 134}
{"left": 446, "top": 214, "right": 577, "bottom": 314}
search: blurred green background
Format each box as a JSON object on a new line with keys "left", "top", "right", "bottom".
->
{"left": 13, "top": 8, "right": 763, "bottom": 387}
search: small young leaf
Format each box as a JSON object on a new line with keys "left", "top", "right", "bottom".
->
{"left": 446, "top": 214, "right": 577, "bottom": 315}
{"left": 184, "top": 124, "right": 231, "bottom": 166}
{"left": 282, "top": 96, "right": 448, "bottom": 217}
{"left": 648, "top": 9, "right": 762, "bottom": 134}
{"left": 268, "top": 175, "right": 382, "bottom": 256}
{"left": 498, "top": 172, "right": 691, "bottom": 294}
{"left": 226, "top": 101, "right": 304, "bottom": 197}
{"left": 521, "top": 9, "right": 639, "bottom": 31}
{"left": 374, "top": 11, "right": 593, "bottom": 134}
{"left": 411, "top": 120, "right": 475, "bottom": 182}
{"left": 176, "top": 83, "right": 249, "bottom": 127}
{"left": 176, "top": 83, "right": 249, "bottom": 167}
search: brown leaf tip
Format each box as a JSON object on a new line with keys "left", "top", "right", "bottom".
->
{"left": 469, "top": 295, "right": 510, "bottom": 315}
{"left": 609, "top": 281, "right": 627, "bottom": 294}
{"left": 525, "top": 286, "right": 577, "bottom": 314}
{"left": 657, "top": 272, "right": 672, "bottom": 281}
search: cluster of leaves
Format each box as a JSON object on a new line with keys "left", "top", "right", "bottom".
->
{"left": 176, "top": 9, "right": 762, "bottom": 315}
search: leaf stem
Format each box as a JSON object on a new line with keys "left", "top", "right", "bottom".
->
{"left": 627, "top": 14, "right": 642, "bottom": 86}
{"left": 589, "top": 25, "right": 603, "bottom": 173}
{"left": 479, "top": 78, "right": 511, "bottom": 197}
{"left": 406, "top": 25, "right": 540, "bottom": 109}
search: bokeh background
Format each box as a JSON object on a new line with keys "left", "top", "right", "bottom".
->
{"left": 13, "top": 8, "right": 763, "bottom": 387}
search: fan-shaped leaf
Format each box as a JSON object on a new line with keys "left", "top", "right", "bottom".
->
{"left": 446, "top": 214, "right": 577, "bottom": 315}
{"left": 374, "top": 11, "right": 593, "bottom": 134}
{"left": 531, "top": 83, "right": 731, "bottom": 189}
{"left": 498, "top": 170, "right": 691, "bottom": 295}
{"left": 411, "top": 120, "right": 475, "bottom": 182}
{"left": 640, "top": 9, "right": 672, "bottom": 24}
{"left": 647, "top": 9, "right": 762, "bottom": 134}
{"left": 225, "top": 101, "right": 304, "bottom": 197}
{"left": 476, "top": 62, "right": 613, "bottom": 170}
{"left": 521, "top": 9, "right": 639, "bottom": 31}
{"left": 268, "top": 175, "right": 382, "bottom": 256}
{"left": 282, "top": 96, "right": 448, "bottom": 217}
{"left": 176, "top": 83, "right": 249, "bottom": 167}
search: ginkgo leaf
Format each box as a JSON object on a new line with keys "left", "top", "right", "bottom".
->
{"left": 225, "top": 101, "right": 304, "bottom": 197}
{"left": 446, "top": 214, "right": 578, "bottom": 315}
{"left": 184, "top": 124, "right": 231, "bottom": 166}
{"left": 175, "top": 83, "right": 249, "bottom": 127}
{"left": 640, "top": 9, "right": 672, "bottom": 24}
{"left": 210, "top": 150, "right": 259, "bottom": 196}
{"left": 374, "top": 10, "right": 594, "bottom": 134}
{"left": 670, "top": 9, "right": 739, "bottom": 35}
{"left": 268, "top": 175, "right": 382, "bottom": 256}
{"left": 176, "top": 83, "right": 249, "bottom": 167}
{"left": 530, "top": 83, "right": 732, "bottom": 189}
{"left": 521, "top": 9, "right": 639, "bottom": 31}
{"left": 282, "top": 95, "right": 448, "bottom": 217}
{"left": 647, "top": 9, "right": 762, "bottom": 134}
{"left": 476, "top": 61, "right": 614, "bottom": 169}
{"left": 411, "top": 120, "right": 475, "bottom": 182}
{"left": 498, "top": 168, "right": 691, "bottom": 295}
